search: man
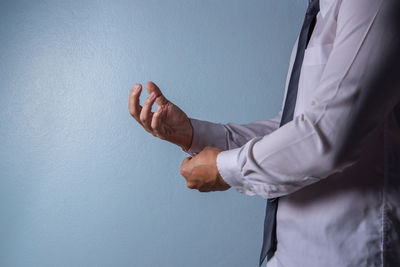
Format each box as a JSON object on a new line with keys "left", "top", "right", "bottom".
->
{"left": 129, "top": 0, "right": 400, "bottom": 266}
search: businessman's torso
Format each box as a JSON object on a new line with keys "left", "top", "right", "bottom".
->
{"left": 270, "top": 0, "right": 400, "bottom": 266}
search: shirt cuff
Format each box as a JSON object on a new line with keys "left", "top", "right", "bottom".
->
{"left": 181, "top": 118, "right": 227, "bottom": 156}
{"left": 216, "top": 148, "right": 256, "bottom": 196}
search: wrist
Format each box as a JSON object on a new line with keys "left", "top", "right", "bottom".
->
{"left": 181, "top": 118, "right": 194, "bottom": 151}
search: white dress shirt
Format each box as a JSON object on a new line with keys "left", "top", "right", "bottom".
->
{"left": 183, "top": 0, "right": 400, "bottom": 266}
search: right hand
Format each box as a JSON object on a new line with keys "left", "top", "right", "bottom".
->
{"left": 129, "top": 81, "right": 194, "bottom": 150}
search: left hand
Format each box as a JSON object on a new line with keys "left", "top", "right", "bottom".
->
{"left": 180, "top": 146, "right": 231, "bottom": 192}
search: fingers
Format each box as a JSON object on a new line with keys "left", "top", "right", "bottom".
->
{"left": 129, "top": 82, "right": 168, "bottom": 136}
{"left": 146, "top": 81, "right": 168, "bottom": 106}
{"left": 140, "top": 92, "right": 157, "bottom": 132}
{"left": 180, "top": 156, "right": 192, "bottom": 176}
{"left": 129, "top": 84, "right": 143, "bottom": 124}
{"left": 151, "top": 105, "right": 163, "bottom": 136}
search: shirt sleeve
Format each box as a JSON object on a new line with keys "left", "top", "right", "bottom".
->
{"left": 216, "top": 0, "right": 400, "bottom": 198}
{"left": 182, "top": 113, "right": 281, "bottom": 156}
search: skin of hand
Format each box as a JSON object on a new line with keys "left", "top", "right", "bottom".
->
{"left": 128, "top": 81, "right": 193, "bottom": 150}
{"left": 180, "top": 146, "right": 231, "bottom": 192}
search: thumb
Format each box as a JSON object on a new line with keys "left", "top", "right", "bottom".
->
{"left": 146, "top": 81, "right": 168, "bottom": 106}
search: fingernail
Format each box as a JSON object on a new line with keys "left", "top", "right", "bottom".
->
{"left": 134, "top": 85, "right": 140, "bottom": 92}
{"left": 156, "top": 106, "right": 162, "bottom": 113}
{"left": 150, "top": 92, "right": 156, "bottom": 99}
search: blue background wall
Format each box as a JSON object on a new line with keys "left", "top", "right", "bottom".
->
{"left": 0, "top": 0, "right": 306, "bottom": 266}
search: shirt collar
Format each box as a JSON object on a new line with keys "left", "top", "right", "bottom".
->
{"left": 319, "top": 0, "right": 335, "bottom": 18}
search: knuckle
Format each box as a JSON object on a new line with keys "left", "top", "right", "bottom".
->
{"left": 180, "top": 167, "right": 186, "bottom": 176}
{"left": 140, "top": 115, "right": 147, "bottom": 124}
{"left": 187, "top": 182, "right": 196, "bottom": 189}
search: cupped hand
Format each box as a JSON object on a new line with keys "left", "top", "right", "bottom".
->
{"left": 129, "top": 81, "right": 193, "bottom": 150}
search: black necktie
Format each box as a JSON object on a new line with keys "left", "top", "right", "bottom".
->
{"left": 259, "top": 0, "right": 320, "bottom": 266}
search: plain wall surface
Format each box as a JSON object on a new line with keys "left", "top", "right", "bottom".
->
{"left": 0, "top": 0, "right": 306, "bottom": 266}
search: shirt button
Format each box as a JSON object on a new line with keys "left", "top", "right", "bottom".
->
{"left": 311, "top": 100, "right": 316, "bottom": 105}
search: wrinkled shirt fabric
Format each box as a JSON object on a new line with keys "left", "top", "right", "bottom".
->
{"left": 183, "top": 0, "right": 400, "bottom": 266}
